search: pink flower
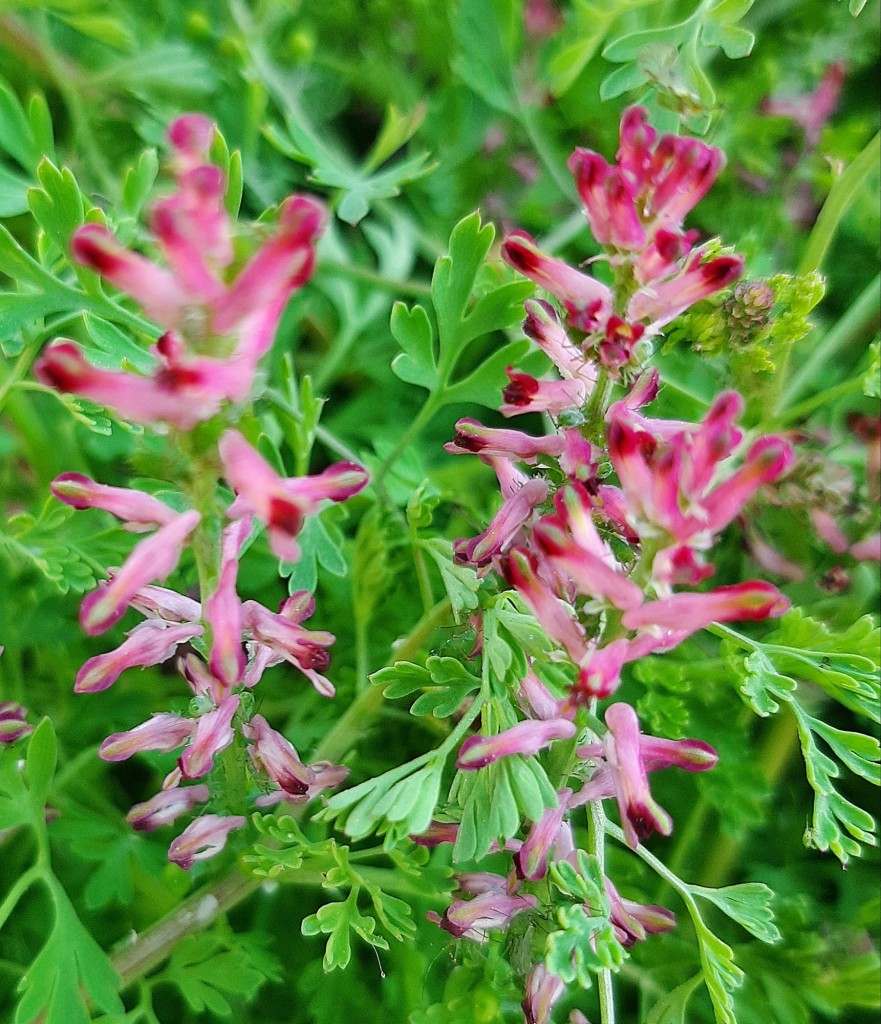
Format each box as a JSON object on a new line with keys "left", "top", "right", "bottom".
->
{"left": 204, "top": 518, "right": 251, "bottom": 690}
{"left": 572, "top": 703, "right": 717, "bottom": 848}
{"left": 453, "top": 478, "right": 548, "bottom": 568}
{"left": 75, "top": 620, "right": 203, "bottom": 693}
{"left": 457, "top": 718, "right": 576, "bottom": 770}
{"left": 500, "top": 368, "right": 587, "bottom": 417}
{"left": 0, "top": 702, "right": 32, "bottom": 743}
{"left": 254, "top": 760, "right": 349, "bottom": 808}
{"left": 100, "top": 714, "right": 196, "bottom": 761}
{"left": 243, "top": 713, "right": 312, "bottom": 796}
{"left": 605, "top": 877, "right": 676, "bottom": 946}
{"left": 51, "top": 473, "right": 179, "bottom": 531}
{"left": 513, "top": 789, "right": 572, "bottom": 881}
{"left": 428, "top": 887, "right": 538, "bottom": 942}
{"left": 626, "top": 253, "right": 745, "bottom": 327}
{"left": 522, "top": 299, "right": 596, "bottom": 383}
{"left": 243, "top": 598, "right": 336, "bottom": 696}
{"left": 444, "top": 418, "right": 566, "bottom": 462}
{"left": 622, "top": 581, "right": 790, "bottom": 634}
{"left": 522, "top": 963, "right": 565, "bottom": 1024}
{"left": 178, "top": 694, "right": 240, "bottom": 780}
{"left": 762, "top": 61, "right": 846, "bottom": 148}
{"left": 79, "top": 509, "right": 200, "bottom": 635}
{"left": 502, "top": 232, "right": 612, "bottom": 332}
{"left": 219, "top": 429, "right": 368, "bottom": 563}
{"left": 126, "top": 784, "right": 211, "bottom": 831}
{"left": 502, "top": 548, "right": 590, "bottom": 665}
{"left": 167, "top": 813, "right": 246, "bottom": 870}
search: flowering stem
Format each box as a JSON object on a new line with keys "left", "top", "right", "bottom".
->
{"left": 585, "top": 698, "right": 616, "bottom": 1024}
{"left": 108, "top": 597, "right": 453, "bottom": 988}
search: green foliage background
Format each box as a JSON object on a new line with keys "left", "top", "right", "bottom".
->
{"left": 0, "top": 1, "right": 878, "bottom": 1023}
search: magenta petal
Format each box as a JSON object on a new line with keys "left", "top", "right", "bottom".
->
{"left": 80, "top": 510, "right": 200, "bottom": 635}
{"left": 167, "top": 813, "right": 246, "bottom": 870}
{"left": 75, "top": 621, "right": 203, "bottom": 693}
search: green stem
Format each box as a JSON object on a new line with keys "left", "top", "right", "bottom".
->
{"left": 318, "top": 260, "right": 431, "bottom": 299}
{"left": 373, "top": 396, "right": 439, "bottom": 486}
{"left": 0, "top": 866, "right": 41, "bottom": 930}
{"left": 775, "top": 375, "right": 866, "bottom": 426}
{"left": 517, "top": 102, "right": 577, "bottom": 203}
{"left": 798, "top": 132, "right": 881, "bottom": 277}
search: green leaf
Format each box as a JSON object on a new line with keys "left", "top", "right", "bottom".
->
{"left": 420, "top": 538, "right": 480, "bottom": 621}
{"left": 603, "top": 19, "right": 697, "bottom": 63}
{"left": 0, "top": 77, "right": 37, "bottom": 169}
{"left": 15, "top": 885, "right": 122, "bottom": 1024}
{"left": 646, "top": 975, "right": 703, "bottom": 1024}
{"left": 690, "top": 883, "right": 781, "bottom": 944}
{"left": 28, "top": 159, "right": 86, "bottom": 254}
{"left": 24, "top": 718, "right": 56, "bottom": 812}
{"left": 302, "top": 891, "right": 389, "bottom": 972}
{"left": 121, "top": 147, "right": 159, "bottom": 219}
{"left": 160, "top": 927, "right": 281, "bottom": 1016}
{"left": 451, "top": 0, "right": 520, "bottom": 113}
{"left": 283, "top": 508, "right": 348, "bottom": 593}
{"left": 82, "top": 313, "right": 157, "bottom": 373}
{"left": 390, "top": 211, "right": 533, "bottom": 409}
{"left": 700, "top": 20, "right": 754, "bottom": 58}
{"left": 545, "top": 904, "right": 625, "bottom": 989}
{"left": 693, "top": 923, "right": 743, "bottom": 1024}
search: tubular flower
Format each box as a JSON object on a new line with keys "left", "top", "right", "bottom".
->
{"left": 167, "top": 813, "right": 246, "bottom": 870}
{"left": 75, "top": 620, "right": 203, "bottom": 694}
{"left": 79, "top": 509, "right": 200, "bottom": 635}
{"left": 178, "top": 694, "right": 240, "bottom": 780}
{"left": 51, "top": 473, "right": 179, "bottom": 531}
{"left": 572, "top": 703, "right": 717, "bottom": 848}
{"left": 126, "top": 785, "right": 211, "bottom": 832}
{"left": 0, "top": 702, "right": 32, "bottom": 744}
{"left": 219, "top": 429, "right": 368, "bottom": 563}
{"left": 457, "top": 718, "right": 576, "bottom": 770}
{"left": 38, "top": 115, "right": 326, "bottom": 431}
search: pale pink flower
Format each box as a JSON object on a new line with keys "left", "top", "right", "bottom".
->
{"left": 444, "top": 418, "right": 566, "bottom": 462}
{"left": 428, "top": 888, "right": 538, "bottom": 942}
{"left": 0, "top": 702, "right": 32, "bottom": 743}
{"left": 204, "top": 518, "right": 251, "bottom": 690}
{"left": 457, "top": 718, "right": 577, "bottom": 770}
{"left": 453, "top": 478, "right": 548, "bottom": 568}
{"left": 522, "top": 963, "right": 565, "bottom": 1024}
{"left": 500, "top": 368, "right": 587, "bottom": 417}
{"left": 572, "top": 702, "right": 717, "bottom": 848}
{"left": 178, "top": 694, "right": 239, "bottom": 780}
{"left": 219, "top": 429, "right": 368, "bottom": 563}
{"left": 513, "top": 789, "right": 572, "bottom": 881}
{"left": 622, "top": 581, "right": 790, "bottom": 634}
{"left": 762, "top": 61, "right": 846, "bottom": 148}
{"left": 126, "top": 784, "right": 211, "bottom": 831}
{"left": 243, "top": 598, "right": 335, "bottom": 696}
{"left": 243, "top": 713, "right": 312, "bottom": 796}
{"left": 79, "top": 509, "right": 200, "bottom": 635}
{"left": 51, "top": 473, "right": 178, "bottom": 531}
{"left": 100, "top": 714, "right": 196, "bottom": 762}
{"left": 851, "top": 533, "right": 881, "bottom": 562}
{"left": 167, "top": 813, "right": 246, "bottom": 870}
{"left": 75, "top": 620, "right": 203, "bottom": 693}
{"left": 605, "top": 877, "right": 676, "bottom": 946}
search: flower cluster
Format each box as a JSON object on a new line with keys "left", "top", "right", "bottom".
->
{"left": 501, "top": 106, "right": 744, "bottom": 377}
{"left": 35, "top": 116, "right": 368, "bottom": 868}
{"left": 432, "top": 107, "right": 795, "bottom": 1011}
{"left": 35, "top": 115, "right": 324, "bottom": 430}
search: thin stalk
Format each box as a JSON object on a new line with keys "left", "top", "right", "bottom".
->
{"left": 517, "top": 101, "right": 577, "bottom": 203}
{"left": 318, "top": 260, "right": 431, "bottom": 299}
{"left": 584, "top": 697, "right": 615, "bottom": 1024}
{"left": 798, "top": 132, "right": 881, "bottom": 277}
{"left": 775, "top": 375, "right": 866, "bottom": 426}
{"left": 373, "top": 396, "right": 439, "bottom": 486}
